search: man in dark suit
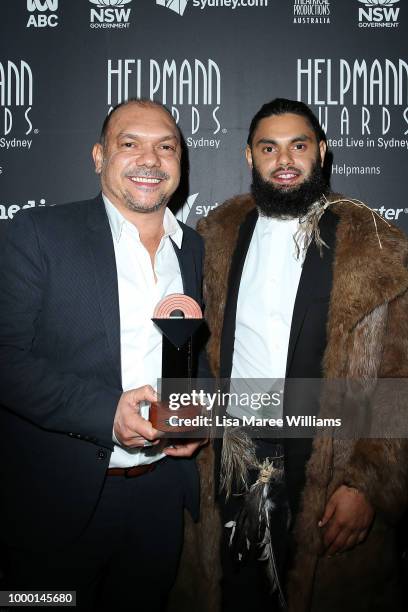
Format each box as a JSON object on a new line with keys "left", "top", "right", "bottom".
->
{"left": 197, "top": 99, "right": 408, "bottom": 611}
{"left": 0, "top": 99, "right": 205, "bottom": 611}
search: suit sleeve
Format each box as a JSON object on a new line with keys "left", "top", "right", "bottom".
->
{"left": 0, "top": 212, "right": 121, "bottom": 449}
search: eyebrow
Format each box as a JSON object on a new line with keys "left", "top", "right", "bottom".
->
{"left": 256, "top": 134, "right": 313, "bottom": 146}
{"left": 118, "top": 132, "right": 180, "bottom": 143}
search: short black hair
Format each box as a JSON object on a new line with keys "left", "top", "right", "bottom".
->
{"left": 99, "top": 98, "right": 179, "bottom": 146}
{"left": 247, "top": 98, "right": 326, "bottom": 147}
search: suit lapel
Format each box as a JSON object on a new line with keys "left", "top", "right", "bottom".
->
{"left": 85, "top": 201, "right": 203, "bottom": 388}
{"left": 285, "top": 209, "right": 339, "bottom": 375}
{"left": 220, "top": 208, "right": 258, "bottom": 378}
{"left": 171, "top": 232, "right": 200, "bottom": 303}
{"left": 86, "top": 196, "right": 122, "bottom": 386}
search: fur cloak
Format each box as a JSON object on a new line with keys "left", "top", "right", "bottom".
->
{"left": 169, "top": 193, "right": 408, "bottom": 612}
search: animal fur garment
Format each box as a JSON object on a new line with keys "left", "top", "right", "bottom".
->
{"left": 171, "top": 193, "right": 408, "bottom": 612}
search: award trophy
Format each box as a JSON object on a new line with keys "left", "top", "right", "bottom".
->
{"left": 149, "top": 294, "right": 206, "bottom": 434}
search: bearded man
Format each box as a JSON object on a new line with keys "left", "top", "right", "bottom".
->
{"left": 196, "top": 98, "right": 408, "bottom": 612}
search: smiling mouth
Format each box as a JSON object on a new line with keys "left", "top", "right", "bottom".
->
{"left": 127, "top": 176, "right": 164, "bottom": 188}
{"left": 272, "top": 169, "right": 302, "bottom": 184}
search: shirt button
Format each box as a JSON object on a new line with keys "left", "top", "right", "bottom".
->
{"left": 96, "top": 449, "right": 107, "bottom": 460}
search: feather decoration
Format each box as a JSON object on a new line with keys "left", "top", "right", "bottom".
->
{"left": 225, "top": 457, "right": 290, "bottom": 610}
{"left": 220, "top": 427, "right": 259, "bottom": 499}
{"left": 257, "top": 461, "right": 290, "bottom": 609}
{"left": 293, "top": 198, "right": 329, "bottom": 261}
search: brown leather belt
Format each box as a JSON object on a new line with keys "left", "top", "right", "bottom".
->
{"left": 107, "top": 464, "right": 157, "bottom": 478}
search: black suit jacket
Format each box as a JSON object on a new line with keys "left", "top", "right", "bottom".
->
{"left": 219, "top": 207, "right": 339, "bottom": 515}
{"left": 0, "top": 195, "right": 203, "bottom": 549}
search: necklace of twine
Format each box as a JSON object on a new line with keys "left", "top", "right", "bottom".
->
{"left": 293, "top": 195, "right": 392, "bottom": 261}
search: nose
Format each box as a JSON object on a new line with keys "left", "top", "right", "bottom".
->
{"left": 276, "top": 146, "right": 293, "bottom": 167}
{"left": 135, "top": 144, "right": 161, "bottom": 168}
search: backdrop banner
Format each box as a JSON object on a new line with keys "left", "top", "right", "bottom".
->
{"left": 1, "top": 0, "right": 407, "bottom": 232}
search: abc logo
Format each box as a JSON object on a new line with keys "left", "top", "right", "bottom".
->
{"left": 26, "top": 0, "right": 58, "bottom": 27}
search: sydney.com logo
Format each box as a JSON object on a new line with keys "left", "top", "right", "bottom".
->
{"left": 157, "top": 0, "right": 267, "bottom": 17}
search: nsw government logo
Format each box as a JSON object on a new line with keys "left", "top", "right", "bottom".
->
{"left": 26, "top": 0, "right": 58, "bottom": 28}
{"left": 358, "top": 0, "right": 400, "bottom": 28}
{"left": 89, "top": 0, "right": 132, "bottom": 29}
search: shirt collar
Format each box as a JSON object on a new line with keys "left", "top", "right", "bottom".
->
{"left": 163, "top": 206, "right": 183, "bottom": 249}
{"left": 102, "top": 194, "right": 183, "bottom": 248}
{"left": 257, "top": 214, "right": 299, "bottom": 234}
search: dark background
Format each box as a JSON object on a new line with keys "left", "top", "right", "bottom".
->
{"left": 1, "top": 0, "right": 407, "bottom": 232}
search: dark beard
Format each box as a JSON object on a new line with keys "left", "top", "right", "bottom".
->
{"left": 250, "top": 159, "right": 329, "bottom": 219}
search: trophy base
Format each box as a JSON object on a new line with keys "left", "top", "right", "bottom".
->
{"left": 150, "top": 401, "right": 208, "bottom": 434}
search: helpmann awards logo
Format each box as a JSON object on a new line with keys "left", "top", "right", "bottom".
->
{"left": 358, "top": 0, "right": 400, "bottom": 28}
{"left": 106, "top": 58, "right": 224, "bottom": 146}
{"left": 0, "top": 60, "right": 38, "bottom": 151}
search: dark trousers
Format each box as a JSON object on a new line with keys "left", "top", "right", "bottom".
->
{"left": 3, "top": 458, "right": 185, "bottom": 611}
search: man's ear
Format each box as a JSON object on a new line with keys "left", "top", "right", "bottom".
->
{"left": 319, "top": 140, "right": 327, "bottom": 167}
{"left": 92, "top": 143, "right": 103, "bottom": 174}
{"left": 245, "top": 144, "right": 253, "bottom": 169}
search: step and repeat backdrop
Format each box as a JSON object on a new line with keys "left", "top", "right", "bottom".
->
{"left": 1, "top": 0, "right": 407, "bottom": 232}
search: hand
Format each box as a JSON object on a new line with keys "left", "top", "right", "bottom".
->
{"left": 164, "top": 438, "right": 208, "bottom": 458}
{"left": 319, "top": 485, "right": 375, "bottom": 556}
{"left": 114, "top": 385, "right": 162, "bottom": 448}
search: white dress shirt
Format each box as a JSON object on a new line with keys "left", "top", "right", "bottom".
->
{"left": 103, "top": 195, "right": 183, "bottom": 467}
{"left": 229, "top": 214, "right": 303, "bottom": 420}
